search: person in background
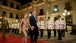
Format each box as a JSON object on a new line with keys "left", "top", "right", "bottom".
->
{"left": 13, "top": 22, "right": 16, "bottom": 34}
{"left": 19, "top": 13, "right": 32, "bottom": 43}
{"left": 15, "top": 22, "right": 18, "bottom": 34}
{"left": 11, "top": 22, "right": 14, "bottom": 34}
{"left": 56, "top": 15, "right": 64, "bottom": 40}
{"left": 9, "top": 23, "right": 12, "bottom": 32}
{"left": 17, "top": 22, "right": 19, "bottom": 34}
{"left": 39, "top": 18, "right": 44, "bottom": 38}
{"left": 47, "top": 17, "right": 52, "bottom": 39}
{"left": 0, "top": 14, "right": 9, "bottom": 41}
{"left": 53, "top": 17, "right": 58, "bottom": 37}
{"left": 61, "top": 18, "right": 66, "bottom": 37}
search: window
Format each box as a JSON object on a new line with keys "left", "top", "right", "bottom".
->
{"left": 9, "top": 13, "right": 13, "bottom": 18}
{"left": 15, "top": 14, "right": 19, "bottom": 19}
{"left": 66, "top": 14, "right": 73, "bottom": 24}
{"left": 3, "top": 0, "right": 8, "bottom": 6}
{"left": 64, "top": 2, "right": 72, "bottom": 11}
{"left": 16, "top": 5, "right": 19, "bottom": 9}
{"left": 65, "top": 2, "right": 70, "bottom": 7}
{"left": 10, "top": 3, "right": 14, "bottom": 8}
{"left": 39, "top": 9, "right": 44, "bottom": 15}
{"left": 2, "top": 11, "right": 6, "bottom": 16}
{"left": 53, "top": 5, "right": 59, "bottom": 13}
{"left": 54, "top": 5, "right": 58, "bottom": 8}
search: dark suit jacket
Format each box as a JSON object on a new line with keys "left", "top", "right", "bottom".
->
{"left": 29, "top": 15, "right": 38, "bottom": 31}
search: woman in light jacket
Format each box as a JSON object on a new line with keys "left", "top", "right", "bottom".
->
{"left": 19, "top": 13, "right": 32, "bottom": 43}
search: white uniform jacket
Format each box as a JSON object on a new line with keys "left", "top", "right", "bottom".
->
{"left": 17, "top": 23, "right": 19, "bottom": 29}
{"left": 55, "top": 19, "right": 65, "bottom": 30}
{"left": 14, "top": 23, "right": 17, "bottom": 29}
{"left": 47, "top": 20, "right": 52, "bottom": 29}
{"left": 39, "top": 21, "right": 44, "bottom": 29}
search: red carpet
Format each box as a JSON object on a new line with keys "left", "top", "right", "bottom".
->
{"left": 0, "top": 33, "right": 53, "bottom": 43}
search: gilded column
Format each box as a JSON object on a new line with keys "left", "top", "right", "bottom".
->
{"left": 44, "top": 0, "right": 49, "bottom": 29}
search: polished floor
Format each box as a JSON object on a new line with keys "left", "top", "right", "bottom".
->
{"left": 38, "top": 31, "right": 76, "bottom": 43}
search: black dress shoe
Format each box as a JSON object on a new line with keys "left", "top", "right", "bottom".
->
{"left": 58, "top": 38, "right": 62, "bottom": 40}
{"left": 54, "top": 36, "right": 56, "bottom": 37}
{"left": 62, "top": 36, "right": 65, "bottom": 37}
{"left": 48, "top": 37, "right": 51, "bottom": 39}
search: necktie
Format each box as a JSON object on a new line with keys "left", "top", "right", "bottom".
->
{"left": 34, "top": 16, "right": 36, "bottom": 20}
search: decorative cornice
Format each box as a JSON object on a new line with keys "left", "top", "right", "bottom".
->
{"left": 0, "top": 4, "right": 20, "bottom": 12}
{"left": 20, "top": 2, "right": 44, "bottom": 12}
{"left": 8, "top": 0, "right": 20, "bottom": 5}
{"left": 37, "top": 2, "right": 44, "bottom": 6}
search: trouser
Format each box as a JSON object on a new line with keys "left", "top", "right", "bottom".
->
{"left": 2, "top": 32, "right": 6, "bottom": 39}
{"left": 62, "top": 29, "right": 65, "bottom": 37}
{"left": 57, "top": 30, "right": 63, "bottom": 40}
{"left": 7, "top": 29, "right": 9, "bottom": 33}
{"left": 14, "top": 29, "right": 17, "bottom": 34}
{"left": 12, "top": 28, "right": 16, "bottom": 34}
{"left": 16, "top": 29, "right": 19, "bottom": 34}
{"left": 47, "top": 29, "right": 51, "bottom": 38}
{"left": 30, "top": 30, "right": 39, "bottom": 43}
{"left": 0, "top": 28, "right": 2, "bottom": 32}
{"left": 12, "top": 28, "right": 14, "bottom": 33}
{"left": 7, "top": 29, "right": 10, "bottom": 33}
{"left": 53, "top": 29, "right": 56, "bottom": 37}
{"left": 40, "top": 29, "right": 44, "bottom": 38}
{"left": 2, "top": 29, "right": 7, "bottom": 40}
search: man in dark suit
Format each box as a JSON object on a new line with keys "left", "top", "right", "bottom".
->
{"left": 29, "top": 11, "right": 39, "bottom": 43}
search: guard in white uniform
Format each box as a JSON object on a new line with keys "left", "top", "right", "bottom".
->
{"left": 47, "top": 17, "right": 52, "bottom": 39}
{"left": 14, "top": 22, "right": 17, "bottom": 34}
{"left": 53, "top": 17, "right": 58, "bottom": 37}
{"left": 39, "top": 18, "right": 44, "bottom": 38}
{"left": 56, "top": 15, "right": 65, "bottom": 40}
{"left": 9, "top": 23, "right": 12, "bottom": 33}
{"left": 16, "top": 22, "right": 19, "bottom": 34}
{"left": 11, "top": 22, "right": 15, "bottom": 34}
{"left": 61, "top": 18, "right": 66, "bottom": 37}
